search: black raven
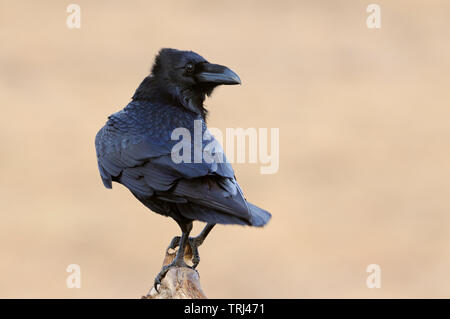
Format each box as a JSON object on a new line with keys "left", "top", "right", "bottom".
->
{"left": 95, "top": 48, "right": 271, "bottom": 288}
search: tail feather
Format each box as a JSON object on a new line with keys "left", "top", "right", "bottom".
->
{"left": 177, "top": 201, "right": 271, "bottom": 227}
{"left": 247, "top": 202, "right": 271, "bottom": 227}
{"left": 177, "top": 202, "right": 249, "bottom": 226}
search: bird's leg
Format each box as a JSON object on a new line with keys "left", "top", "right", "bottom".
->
{"left": 154, "top": 221, "right": 193, "bottom": 291}
{"left": 189, "top": 223, "right": 215, "bottom": 269}
{"left": 165, "top": 223, "right": 216, "bottom": 269}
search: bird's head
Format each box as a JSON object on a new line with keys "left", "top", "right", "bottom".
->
{"left": 132, "top": 48, "right": 241, "bottom": 119}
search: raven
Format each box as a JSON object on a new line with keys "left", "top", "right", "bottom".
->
{"left": 95, "top": 48, "right": 271, "bottom": 288}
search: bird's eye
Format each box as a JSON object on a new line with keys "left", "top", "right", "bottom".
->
{"left": 185, "top": 63, "right": 194, "bottom": 73}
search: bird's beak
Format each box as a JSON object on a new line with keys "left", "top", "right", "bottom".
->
{"left": 195, "top": 63, "right": 241, "bottom": 85}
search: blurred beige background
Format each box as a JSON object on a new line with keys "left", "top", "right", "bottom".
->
{"left": 1, "top": 0, "right": 450, "bottom": 298}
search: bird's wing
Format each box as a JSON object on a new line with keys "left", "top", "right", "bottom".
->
{"left": 95, "top": 122, "right": 252, "bottom": 222}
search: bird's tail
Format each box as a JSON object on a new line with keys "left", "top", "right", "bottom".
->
{"left": 247, "top": 201, "right": 271, "bottom": 227}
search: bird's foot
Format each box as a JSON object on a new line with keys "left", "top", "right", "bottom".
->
{"left": 166, "top": 236, "right": 181, "bottom": 252}
{"left": 153, "top": 256, "right": 193, "bottom": 292}
{"left": 165, "top": 235, "right": 203, "bottom": 269}
{"left": 188, "top": 237, "right": 202, "bottom": 269}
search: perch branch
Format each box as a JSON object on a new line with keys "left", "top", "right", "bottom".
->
{"left": 142, "top": 244, "right": 207, "bottom": 299}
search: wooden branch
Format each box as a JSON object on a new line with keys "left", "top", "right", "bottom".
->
{"left": 142, "top": 245, "right": 207, "bottom": 299}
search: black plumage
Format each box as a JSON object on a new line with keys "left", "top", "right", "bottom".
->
{"left": 95, "top": 48, "right": 271, "bottom": 287}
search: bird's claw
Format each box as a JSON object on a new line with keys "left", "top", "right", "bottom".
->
{"left": 153, "top": 264, "right": 170, "bottom": 292}
{"left": 153, "top": 259, "right": 194, "bottom": 292}
{"left": 166, "top": 236, "right": 202, "bottom": 268}
{"left": 167, "top": 236, "right": 181, "bottom": 252}
{"left": 189, "top": 237, "right": 201, "bottom": 269}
